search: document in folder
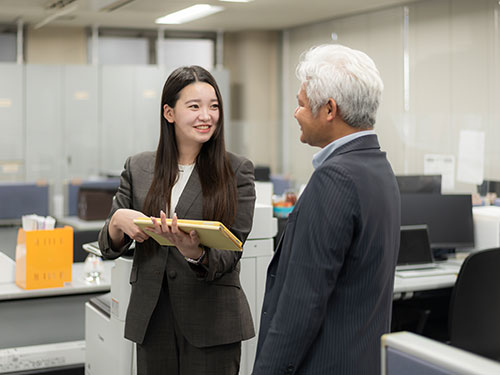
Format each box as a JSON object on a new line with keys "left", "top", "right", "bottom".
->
{"left": 133, "top": 217, "right": 243, "bottom": 251}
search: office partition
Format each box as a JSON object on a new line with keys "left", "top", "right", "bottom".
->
{"left": 382, "top": 332, "right": 500, "bottom": 375}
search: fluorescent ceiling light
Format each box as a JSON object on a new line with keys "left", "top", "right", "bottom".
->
{"left": 155, "top": 4, "right": 224, "bottom": 24}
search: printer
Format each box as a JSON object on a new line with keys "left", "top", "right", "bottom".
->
{"left": 85, "top": 254, "right": 135, "bottom": 375}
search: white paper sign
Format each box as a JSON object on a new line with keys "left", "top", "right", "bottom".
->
{"left": 457, "top": 130, "right": 485, "bottom": 185}
{"left": 424, "top": 154, "right": 455, "bottom": 192}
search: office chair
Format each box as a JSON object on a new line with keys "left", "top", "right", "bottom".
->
{"left": 448, "top": 247, "right": 500, "bottom": 361}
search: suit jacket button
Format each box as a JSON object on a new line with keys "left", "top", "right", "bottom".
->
{"left": 168, "top": 270, "right": 177, "bottom": 279}
{"left": 286, "top": 364, "right": 294, "bottom": 373}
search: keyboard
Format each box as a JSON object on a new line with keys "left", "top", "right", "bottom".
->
{"left": 395, "top": 267, "right": 458, "bottom": 278}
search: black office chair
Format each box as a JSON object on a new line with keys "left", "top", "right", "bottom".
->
{"left": 448, "top": 247, "right": 500, "bottom": 360}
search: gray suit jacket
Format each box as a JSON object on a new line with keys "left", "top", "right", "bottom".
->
{"left": 253, "top": 135, "right": 400, "bottom": 374}
{"left": 98, "top": 151, "right": 256, "bottom": 347}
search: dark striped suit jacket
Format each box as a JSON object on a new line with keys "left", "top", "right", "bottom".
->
{"left": 253, "top": 134, "right": 400, "bottom": 375}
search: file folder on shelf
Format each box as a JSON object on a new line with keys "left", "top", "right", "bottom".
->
{"left": 133, "top": 218, "right": 242, "bottom": 251}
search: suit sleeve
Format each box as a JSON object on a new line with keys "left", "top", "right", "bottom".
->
{"left": 203, "top": 157, "right": 256, "bottom": 281}
{"left": 98, "top": 157, "right": 134, "bottom": 260}
{"left": 253, "top": 165, "right": 358, "bottom": 374}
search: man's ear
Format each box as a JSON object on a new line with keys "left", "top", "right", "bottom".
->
{"left": 326, "top": 98, "right": 338, "bottom": 121}
{"left": 163, "top": 104, "right": 174, "bottom": 123}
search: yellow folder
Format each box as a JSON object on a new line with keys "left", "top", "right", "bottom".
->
{"left": 133, "top": 217, "right": 242, "bottom": 252}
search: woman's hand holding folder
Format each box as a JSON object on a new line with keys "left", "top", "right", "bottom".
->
{"left": 147, "top": 211, "right": 204, "bottom": 261}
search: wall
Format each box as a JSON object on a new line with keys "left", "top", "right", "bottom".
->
{"left": 5, "top": 0, "right": 500, "bottom": 196}
{"left": 283, "top": 0, "right": 500, "bottom": 192}
{"left": 26, "top": 26, "right": 87, "bottom": 64}
{"left": 283, "top": 7, "right": 404, "bottom": 187}
{"left": 224, "top": 31, "right": 280, "bottom": 173}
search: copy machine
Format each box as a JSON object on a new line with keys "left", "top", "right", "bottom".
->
{"left": 85, "top": 182, "right": 277, "bottom": 375}
{"left": 84, "top": 252, "right": 135, "bottom": 375}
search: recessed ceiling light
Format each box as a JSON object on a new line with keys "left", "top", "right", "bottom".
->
{"left": 155, "top": 4, "right": 224, "bottom": 24}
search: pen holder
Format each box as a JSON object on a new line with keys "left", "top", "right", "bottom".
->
{"left": 15, "top": 226, "right": 73, "bottom": 290}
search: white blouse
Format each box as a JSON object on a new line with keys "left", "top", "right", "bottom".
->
{"left": 169, "top": 163, "right": 195, "bottom": 217}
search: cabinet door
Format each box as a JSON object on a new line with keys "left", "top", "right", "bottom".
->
{"left": 25, "top": 64, "right": 63, "bottom": 188}
{"left": 131, "top": 65, "right": 163, "bottom": 155}
{"left": 0, "top": 63, "right": 24, "bottom": 180}
{"left": 100, "top": 65, "right": 135, "bottom": 174}
{"left": 101, "top": 65, "right": 166, "bottom": 174}
{"left": 63, "top": 65, "right": 99, "bottom": 178}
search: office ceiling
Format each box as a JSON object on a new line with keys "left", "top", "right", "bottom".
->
{"left": 0, "top": 0, "right": 419, "bottom": 32}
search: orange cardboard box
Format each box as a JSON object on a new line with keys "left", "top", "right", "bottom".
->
{"left": 15, "top": 226, "right": 73, "bottom": 290}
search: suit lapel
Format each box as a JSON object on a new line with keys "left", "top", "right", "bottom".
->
{"left": 174, "top": 167, "right": 202, "bottom": 218}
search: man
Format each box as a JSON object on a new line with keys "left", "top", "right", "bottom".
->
{"left": 253, "top": 44, "right": 400, "bottom": 374}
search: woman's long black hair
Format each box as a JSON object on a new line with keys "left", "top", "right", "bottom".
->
{"left": 143, "top": 66, "right": 237, "bottom": 226}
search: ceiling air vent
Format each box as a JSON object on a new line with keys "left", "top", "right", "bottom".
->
{"left": 91, "top": 0, "right": 136, "bottom": 12}
{"left": 45, "top": 0, "right": 78, "bottom": 10}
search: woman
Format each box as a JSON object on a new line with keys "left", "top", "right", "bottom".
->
{"left": 98, "top": 66, "right": 256, "bottom": 375}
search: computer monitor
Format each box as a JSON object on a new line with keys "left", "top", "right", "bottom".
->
{"left": 396, "top": 175, "right": 441, "bottom": 194}
{"left": 400, "top": 194, "right": 474, "bottom": 250}
{"left": 397, "top": 225, "right": 434, "bottom": 267}
{"left": 477, "top": 180, "right": 500, "bottom": 196}
{"left": 254, "top": 165, "right": 271, "bottom": 181}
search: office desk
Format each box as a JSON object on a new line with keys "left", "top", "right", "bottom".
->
{"left": 0, "top": 217, "right": 106, "bottom": 263}
{"left": 0, "top": 259, "right": 113, "bottom": 349}
{"left": 56, "top": 216, "right": 105, "bottom": 231}
{"left": 392, "top": 256, "right": 467, "bottom": 341}
{"left": 0, "top": 250, "right": 466, "bottom": 351}
{"left": 393, "top": 258, "right": 464, "bottom": 300}
{"left": 0, "top": 226, "right": 19, "bottom": 260}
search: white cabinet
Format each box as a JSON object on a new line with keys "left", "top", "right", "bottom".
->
{"left": 100, "top": 65, "right": 135, "bottom": 174}
{"left": 100, "top": 65, "right": 164, "bottom": 174}
{"left": 131, "top": 66, "right": 164, "bottom": 155}
{"left": 0, "top": 63, "right": 24, "bottom": 181}
{"left": 25, "top": 65, "right": 101, "bottom": 195}
{"left": 25, "top": 65, "right": 64, "bottom": 188}
{"left": 63, "top": 65, "right": 99, "bottom": 179}
{"left": 239, "top": 238, "right": 274, "bottom": 375}
{"left": 0, "top": 64, "right": 23, "bottom": 161}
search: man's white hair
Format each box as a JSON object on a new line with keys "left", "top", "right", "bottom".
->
{"left": 296, "top": 44, "right": 384, "bottom": 129}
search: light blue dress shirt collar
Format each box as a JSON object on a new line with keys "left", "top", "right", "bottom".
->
{"left": 312, "top": 130, "right": 376, "bottom": 169}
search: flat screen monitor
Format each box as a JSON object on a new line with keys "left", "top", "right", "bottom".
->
{"left": 477, "top": 180, "right": 500, "bottom": 196}
{"left": 397, "top": 225, "right": 434, "bottom": 266}
{"left": 400, "top": 194, "right": 474, "bottom": 249}
{"left": 396, "top": 175, "right": 441, "bottom": 194}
